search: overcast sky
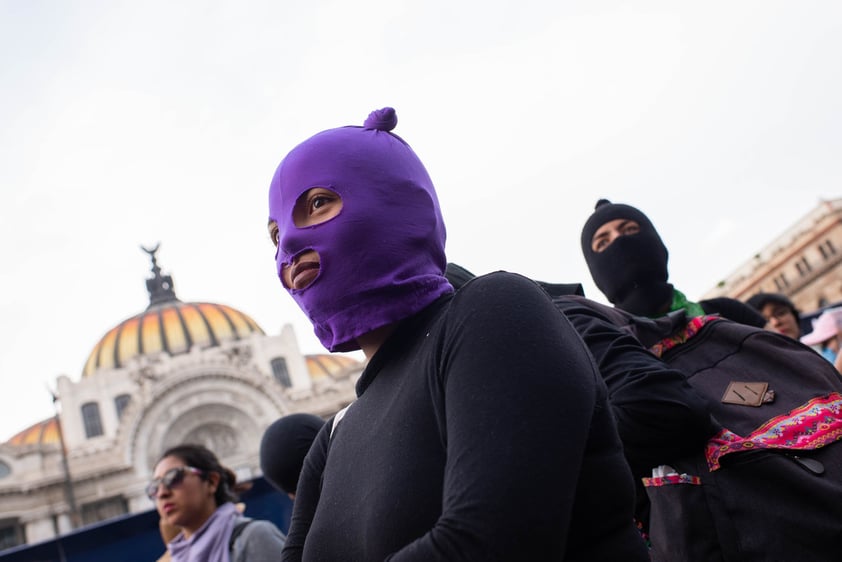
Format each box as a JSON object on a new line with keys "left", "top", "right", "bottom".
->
{"left": 2, "top": 1, "right": 840, "bottom": 441}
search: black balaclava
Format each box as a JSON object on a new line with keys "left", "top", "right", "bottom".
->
{"left": 580, "top": 199, "right": 672, "bottom": 316}
{"left": 259, "top": 413, "right": 325, "bottom": 495}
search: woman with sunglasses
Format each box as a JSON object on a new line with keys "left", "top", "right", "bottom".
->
{"left": 149, "top": 443, "right": 286, "bottom": 561}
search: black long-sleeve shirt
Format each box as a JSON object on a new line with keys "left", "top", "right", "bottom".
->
{"left": 282, "top": 272, "right": 648, "bottom": 561}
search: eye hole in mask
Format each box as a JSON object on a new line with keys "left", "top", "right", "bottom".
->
{"left": 292, "top": 187, "right": 344, "bottom": 228}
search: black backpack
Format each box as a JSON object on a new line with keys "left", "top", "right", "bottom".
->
{"left": 569, "top": 296, "right": 842, "bottom": 562}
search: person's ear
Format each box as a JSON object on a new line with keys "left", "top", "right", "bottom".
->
{"left": 206, "top": 471, "right": 221, "bottom": 494}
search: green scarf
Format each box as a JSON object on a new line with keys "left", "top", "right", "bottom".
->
{"left": 669, "top": 288, "right": 706, "bottom": 318}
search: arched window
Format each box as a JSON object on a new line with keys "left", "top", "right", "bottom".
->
{"left": 81, "top": 402, "right": 104, "bottom": 438}
{"left": 114, "top": 394, "right": 131, "bottom": 419}
{"left": 270, "top": 357, "right": 292, "bottom": 387}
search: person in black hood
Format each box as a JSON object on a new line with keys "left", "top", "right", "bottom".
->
{"left": 260, "top": 413, "right": 326, "bottom": 500}
{"left": 581, "top": 199, "right": 765, "bottom": 326}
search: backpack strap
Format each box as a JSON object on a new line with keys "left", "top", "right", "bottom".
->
{"left": 648, "top": 315, "right": 719, "bottom": 358}
{"left": 228, "top": 517, "right": 254, "bottom": 553}
{"left": 329, "top": 404, "right": 351, "bottom": 439}
{"left": 319, "top": 404, "right": 353, "bottom": 495}
{"left": 704, "top": 392, "right": 842, "bottom": 470}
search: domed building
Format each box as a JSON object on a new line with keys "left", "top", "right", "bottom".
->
{"left": 0, "top": 247, "right": 360, "bottom": 550}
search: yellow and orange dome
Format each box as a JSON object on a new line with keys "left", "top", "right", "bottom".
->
{"left": 82, "top": 301, "right": 264, "bottom": 377}
{"left": 81, "top": 246, "right": 265, "bottom": 377}
{"left": 6, "top": 418, "right": 60, "bottom": 447}
{"left": 305, "top": 354, "right": 361, "bottom": 380}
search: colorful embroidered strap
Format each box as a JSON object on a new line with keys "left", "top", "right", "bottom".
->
{"left": 705, "top": 392, "right": 842, "bottom": 471}
{"left": 641, "top": 473, "right": 702, "bottom": 487}
{"left": 634, "top": 518, "right": 651, "bottom": 550}
{"left": 649, "top": 315, "right": 719, "bottom": 358}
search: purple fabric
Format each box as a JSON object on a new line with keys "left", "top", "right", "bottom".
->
{"left": 169, "top": 501, "right": 237, "bottom": 562}
{"left": 268, "top": 107, "right": 453, "bottom": 352}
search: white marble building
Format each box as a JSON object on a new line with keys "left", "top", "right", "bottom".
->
{"left": 0, "top": 248, "right": 360, "bottom": 550}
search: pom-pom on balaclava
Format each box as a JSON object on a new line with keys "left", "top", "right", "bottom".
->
{"left": 268, "top": 107, "right": 453, "bottom": 352}
{"left": 580, "top": 199, "right": 672, "bottom": 316}
{"left": 259, "top": 413, "right": 325, "bottom": 496}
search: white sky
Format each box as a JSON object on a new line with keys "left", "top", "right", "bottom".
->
{"left": 2, "top": 1, "right": 841, "bottom": 441}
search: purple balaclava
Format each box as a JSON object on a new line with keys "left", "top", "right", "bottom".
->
{"left": 268, "top": 107, "right": 453, "bottom": 352}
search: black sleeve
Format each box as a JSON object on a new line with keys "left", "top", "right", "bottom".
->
{"left": 387, "top": 273, "right": 599, "bottom": 560}
{"left": 280, "top": 417, "right": 332, "bottom": 562}
{"left": 700, "top": 297, "right": 766, "bottom": 328}
{"left": 555, "top": 295, "right": 718, "bottom": 478}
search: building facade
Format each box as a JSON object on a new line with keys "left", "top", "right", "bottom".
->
{"left": 702, "top": 198, "right": 842, "bottom": 314}
{"left": 0, "top": 248, "right": 360, "bottom": 551}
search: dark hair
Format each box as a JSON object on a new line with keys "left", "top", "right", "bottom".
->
{"left": 157, "top": 444, "right": 242, "bottom": 506}
{"left": 746, "top": 292, "right": 800, "bottom": 323}
{"left": 260, "top": 413, "right": 325, "bottom": 495}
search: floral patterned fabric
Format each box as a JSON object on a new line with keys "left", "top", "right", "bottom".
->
{"left": 705, "top": 392, "right": 842, "bottom": 470}
{"left": 649, "top": 315, "right": 718, "bottom": 358}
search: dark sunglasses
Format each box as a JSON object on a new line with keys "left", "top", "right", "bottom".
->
{"left": 765, "top": 306, "right": 794, "bottom": 321}
{"left": 146, "top": 466, "right": 204, "bottom": 499}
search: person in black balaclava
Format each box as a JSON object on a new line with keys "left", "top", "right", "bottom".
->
{"left": 581, "top": 199, "right": 765, "bottom": 326}
{"left": 581, "top": 199, "right": 672, "bottom": 317}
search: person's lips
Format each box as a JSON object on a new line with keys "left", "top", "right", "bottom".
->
{"left": 291, "top": 260, "right": 320, "bottom": 290}
{"left": 162, "top": 502, "right": 176, "bottom": 515}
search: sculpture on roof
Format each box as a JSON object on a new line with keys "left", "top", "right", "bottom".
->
{"left": 142, "top": 243, "right": 178, "bottom": 307}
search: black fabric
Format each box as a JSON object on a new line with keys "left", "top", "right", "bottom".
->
{"left": 448, "top": 265, "right": 587, "bottom": 299}
{"left": 443, "top": 262, "right": 476, "bottom": 290}
{"left": 456, "top": 265, "right": 716, "bottom": 488}
{"left": 699, "top": 297, "right": 766, "bottom": 328}
{"left": 545, "top": 289, "right": 718, "bottom": 532}
{"left": 580, "top": 199, "right": 659, "bottom": 255}
{"left": 580, "top": 199, "right": 672, "bottom": 316}
{"left": 536, "top": 280, "right": 586, "bottom": 297}
{"left": 551, "top": 295, "right": 717, "bottom": 479}
{"left": 571, "top": 298, "right": 842, "bottom": 561}
{"left": 260, "top": 413, "right": 325, "bottom": 495}
{"left": 281, "top": 272, "right": 649, "bottom": 561}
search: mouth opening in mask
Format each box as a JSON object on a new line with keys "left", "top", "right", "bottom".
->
{"left": 283, "top": 249, "right": 322, "bottom": 291}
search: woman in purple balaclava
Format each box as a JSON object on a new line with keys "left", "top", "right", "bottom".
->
{"left": 268, "top": 106, "right": 452, "bottom": 354}
{"left": 267, "top": 108, "right": 648, "bottom": 561}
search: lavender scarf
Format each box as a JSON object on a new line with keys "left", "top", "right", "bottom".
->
{"left": 168, "top": 502, "right": 237, "bottom": 562}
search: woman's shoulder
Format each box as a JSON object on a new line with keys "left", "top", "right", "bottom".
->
{"left": 456, "top": 270, "right": 542, "bottom": 293}
{"left": 451, "top": 270, "right": 549, "bottom": 307}
{"left": 237, "top": 516, "right": 285, "bottom": 539}
{"left": 439, "top": 270, "right": 568, "bottom": 334}
{"left": 231, "top": 516, "right": 286, "bottom": 560}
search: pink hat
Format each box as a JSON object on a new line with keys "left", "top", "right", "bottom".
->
{"left": 800, "top": 309, "right": 842, "bottom": 346}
